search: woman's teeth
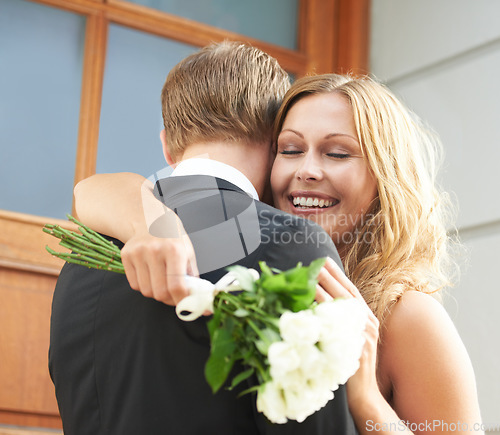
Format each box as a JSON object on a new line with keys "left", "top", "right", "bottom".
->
{"left": 292, "top": 196, "right": 335, "bottom": 208}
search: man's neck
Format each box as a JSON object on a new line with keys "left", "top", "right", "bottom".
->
{"left": 177, "top": 141, "right": 272, "bottom": 198}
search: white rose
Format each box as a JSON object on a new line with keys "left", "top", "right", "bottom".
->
{"left": 320, "top": 337, "right": 364, "bottom": 385}
{"left": 279, "top": 310, "right": 321, "bottom": 345}
{"left": 314, "top": 299, "right": 367, "bottom": 385}
{"left": 295, "top": 343, "right": 327, "bottom": 376}
{"left": 283, "top": 387, "right": 313, "bottom": 423}
{"left": 268, "top": 341, "right": 301, "bottom": 381}
{"left": 315, "top": 299, "right": 367, "bottom": 341}
{"left": 312, "top": 354, "right": 344, "bottom": 391}
{"left": 276, "top": 367, "right": 307, "bottom": 391}
{"left": 283, "top": 381, "right": 333, "bottom": 423}
{"left": 256, "top": 381, "right": 288, "bottom": 424}
{"left": 305, "top": 377, "right": 335, "bottom": 412}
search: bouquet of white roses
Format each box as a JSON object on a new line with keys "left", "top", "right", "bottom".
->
{"left": 44, "top": 215, "right": 367, "bottom": 424}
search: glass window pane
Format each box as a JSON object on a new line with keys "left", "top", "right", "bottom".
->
{"left": 124, "top": 0, "right": 299, "bottom": 50}
{"left": 0, "top": 0, "right": 84, "bottom": 219}
{"left": 96, "top": 25, "right": 197, "bottom": 178}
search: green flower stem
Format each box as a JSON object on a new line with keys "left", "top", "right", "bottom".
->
{"left": 46, "top": 246, "right": 125, "bottom": 273}
{"left": 44, "top": 219, "right": 115, "bottom": 250}
{"left": 216, "top": 293, "right": 279, "bottom": 336}
{"left": 78, "top": 225, "right": 118, "bottom": 250}
{"left": 247, "top": 319, "right": 271, "bottom": 345}
{"left": 58, "top": 240, "right": 120, "bottom": 263}
{"left": 44, "top": 215, "right": 125, "bottom": 274}
{"left": 43, "top": 226, "right": 120, "bottom": 259}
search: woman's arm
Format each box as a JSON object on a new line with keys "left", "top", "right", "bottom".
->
{"left": 318, "top": 258, "right": 483, "bottom": 434}
{"left": 74, "top": 172, "right": 198, "bottom": 305}
{"left": 75, "top": 172, "right": 156, "bottom": 241}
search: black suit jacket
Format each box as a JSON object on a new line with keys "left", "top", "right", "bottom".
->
{"left": 49, "top": 175, "right": 357, "bottom": 435}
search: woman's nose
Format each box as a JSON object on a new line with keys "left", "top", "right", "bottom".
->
{"left": 296, "top": 153, "right": 323, "bottom": 181}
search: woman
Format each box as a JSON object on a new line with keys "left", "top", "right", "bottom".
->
{"left": 269, "top": 74, "right": 482, "bottom": 433}
{"left": 74, "top": 74, "right": 483, "bottom": 433}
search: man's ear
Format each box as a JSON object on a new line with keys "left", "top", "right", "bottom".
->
{"left": 160, "top": 129, "right": 175, "bottom": 166}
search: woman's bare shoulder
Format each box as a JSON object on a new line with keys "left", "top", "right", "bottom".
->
{"left": 387, "top": 290, "right": 449, "bottom": 328}
{"left": 382, "top": 290, "right": 464, "bottom": 366}
{"left": 379, "top": 290, "right": 482, "bottom": 426}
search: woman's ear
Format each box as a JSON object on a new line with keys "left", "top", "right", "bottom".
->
{"left": 160, "top": 129, "right": 175, "bottom": 166}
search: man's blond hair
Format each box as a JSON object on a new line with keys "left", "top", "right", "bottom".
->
{"left": 161, "top": 41, "right": 290, "bottom": 158}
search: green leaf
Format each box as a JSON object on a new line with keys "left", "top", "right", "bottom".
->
{"left": 233, "top": 308, "right": 250, "bottom": 318}
{"left": 284, "top": 264, "right": 309, "bottom": 287}
{"left": 261, "top": 273, "right": 288, "bottom": 293}
{"left": 258, "top": 261, "right": 274, "bottom": 278}
{"left": 260, "top": 327, "right": 281, "bottom": 348}
{"left": 258, "top": 259, "right": 327, "bottom": 312}
{"left": 205, "top": 327, "right": 237, "bottom": 394}
{"left": 307, "top": 257, "right": 326, "bottom": 280}
{"left": 206, "top": 308, "right": 222, "bottom": 338}
{"left": 227, "top": 367, "right": 254, "bottom": 391}
{"left": 285, "top": 291, "right": 315, "bottom": 312}
{"left": 253, "top": 325, "right": 281, "bottom": 356}
{"left": 254, "top": 340, "right": 269, "bottom": 356}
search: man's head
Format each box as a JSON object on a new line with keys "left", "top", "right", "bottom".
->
{"left": 160, "top": 41, "right": 290, "bottom": 161}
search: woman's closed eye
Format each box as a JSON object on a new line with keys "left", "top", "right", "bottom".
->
{"left": 327, "top": 152, "right": 351, "bottom": 159}
{"left": 279, "top": 149, "right": 302, "bottom": 155}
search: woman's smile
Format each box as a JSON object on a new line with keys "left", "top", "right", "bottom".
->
{"left": 271, "top": 92, "right": 378, "bottom": 247}
{"left": 289, "top": 191, "right": 339, "bottom": 213}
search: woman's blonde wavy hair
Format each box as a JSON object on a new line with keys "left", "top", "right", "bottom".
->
{"left": 274, "top": 74, "right": 460, "bottom": 324}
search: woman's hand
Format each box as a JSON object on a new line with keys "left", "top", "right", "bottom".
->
{"left": 317, "top": 258, "right": 383, "bottom": 414}
{"left": 121, "top": 229, "right": 199, "bottom": 306}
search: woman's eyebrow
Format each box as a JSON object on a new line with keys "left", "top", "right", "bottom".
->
{"left": 325, "top": 132, "right": 359, "bottom": 143}
{"left": 280, "top": 128, "right": 304, "bottom": 138}
{"left": 280, "top": 129, "right": 359, "bottom": 144}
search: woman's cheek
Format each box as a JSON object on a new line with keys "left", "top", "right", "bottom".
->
{"left": 270, "top": 161, "right": 284, "bottom": 193}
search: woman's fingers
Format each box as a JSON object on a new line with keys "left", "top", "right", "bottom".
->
{"left": 318, "top": 257, "right": 374, "bottom": 318}
{"left": 317, "top": 266, "right": 353, "bottom": 299}
{"left": 315, "top": 284, "right": 334, "bottom": 303}
{"left": 121, "top": 249, "right": 138, "bottom": 290}
{"left": 324, "top": 257, "right": 365, "bottom": 301}
{"left": 147, "top": 253, "right": 171, "bottom": 303}
{"left": 120, "top": 232, "right": 199, "bottom": 306}
{"left": 164, "top": 241, "right": 192, "bottom": 305}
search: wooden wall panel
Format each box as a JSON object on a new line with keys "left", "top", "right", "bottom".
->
{"left": 0, "top": 268, "right": 62, "bottom": 429}
{"left": 0, "top": 211, "right": 70, "bottom": 275}
{"left": 0, "top": 211, "right": 72, "bottom": 428}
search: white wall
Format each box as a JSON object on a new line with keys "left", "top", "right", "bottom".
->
{"left": 371, "top": 0, "right": 500, "bottom": 431}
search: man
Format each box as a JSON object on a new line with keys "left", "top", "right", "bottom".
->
{"left": 50, "top": 42, "right": 356, "bottom": 434}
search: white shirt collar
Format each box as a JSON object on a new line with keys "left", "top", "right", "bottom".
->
{"left": 170, "top": 158, "right": 259, "bottom": 200}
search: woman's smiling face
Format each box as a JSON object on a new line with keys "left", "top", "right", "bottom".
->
{"left": 271, "top": 92, "right": 378, "bottom": 248}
